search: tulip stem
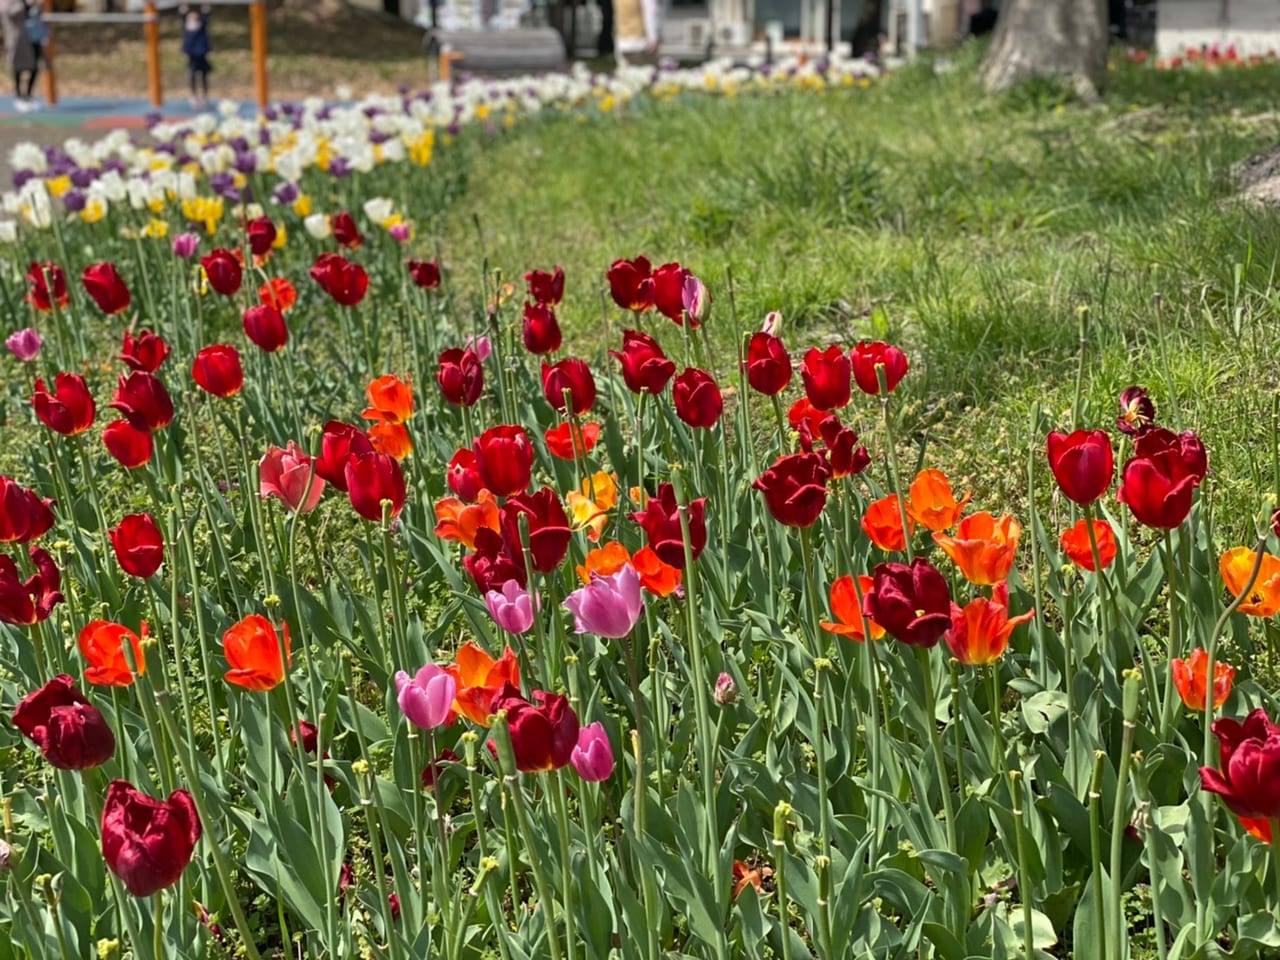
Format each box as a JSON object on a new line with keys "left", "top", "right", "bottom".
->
{"left": 1109, "top": 715, "right": 1136, "bottom": 959}
{"left": 772, "top": 802, "right": 794, "bottom": 960}
{"left": 152, "top": 892, "right": 165, "bottom": 960}
{"left": 988, "top": 664, "right": 1006, "bottom": 776}
{"left": 1087, "top": 751, "right": 1108, "bottom": 960}
{"left": 153, "top": 690, "right": 264, "bottom": 960}
{"left": 1158, "top": 528, "right": 1182, "bottom": 740}
{"left": 551, "top": 770, "right": 578, "bottom": 960}
{"left": 1270, "top": 821, "right": 1280, "bottom": 910}
{"left": 1080, "top": 502, "right": 1112, "bottom": 650}
{"left": 914, "top": 645, "right": 957, "bottom": 855}
{"left": 1009, "top": 771, "right": 1036, "bottom": 960}
{"left": 876, "top": 370, "right": 913, "bottom": 563}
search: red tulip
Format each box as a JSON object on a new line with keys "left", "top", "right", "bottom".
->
{"left": 25, "top": 261, "right": 68, "bottom": 312}
{"left": 81, "top": 262, "right": 131, "bottom": 315}
{"left": 447, "top": 447, "right": 485, "bottom": 501}
{"left": 436, "top": 347, "right": 485, "bottom": 406}
{"left": 109, "top": 371, "right": 173, "bottom": 433}
{"left": 541, "top": 358, "right": 596, "bottom": 415}
{"left": 0, "top": 546, "right": 63, "bottom": 625}
{"left": 652, "top": 262, "right": 691, "bottom": 324}
{"left": 745, "top": 332, "right": 792, "bottom": 396}
{"left": 522, "top": 302, "right": 562, "bottom": 355}
{"left": 407, "top": 259, "right": 441, "bottom": 289}
{"left": 0, "top": 476, "right": 55, "bottom": 544}
{"left": 110, "top": 513, "right": 163, "bottom": 578}
{"left": 200, "top": 249, "right": 243, "bottom": 297}
{"left": 316, "top": 421, "right": 375, "bottom": 492}
{"left": 490, "top": 685, "right": 579, "bottom": 773}
{"left": 118, "top": 330, "right": 170, "bottom": 373}
{"left": 13, "top": 674, "right": 115, "bottom": 770}
{"left": 192, "top": 345, "right": 244, "bottom": 398}
{"left": 818, "top": 414, "right": 870, "bottom": 478}
{"left": 260, "top": 442, "right": 326, "bottom": 514}
{"left": 544, "top": 421, "right": 601, "bottom": 460}
{"left": 524, "top": 267, "right": 564, "bottom": 306}
{"left": 1045, "top": 430, "right": 1114, "bottom": 505}
{"left": 850, "top": 341, "right": 909, "bottom": 395}
{"left": 331, "top": 210, "right": 364, "bottom": 250}
{"left": 753, "top": 452, "right": 831, "bottom": 528}
{"left": 611, "top": 329, "right": 676, "bottom": 396}
{"left": 243, "top": 304, "right": 289, "bottom": 352}
{"left": 32, "top": 374, "right": 95, "bottom": 436}
{"left": 246, "top": 216, "right": 277, "bottom": 257}
{"left": 631, "top": 482, "right": 707, "bottom": 570}
{"left": 673, "top": 367, "right": 723, "bottom": 428}
{"left": 801, "top": 346, "right": 852, "bottom": 411}
{"left": 1200, "top": 708, "right": 1280, "bottom": 821}
{"left": 1117, "top": 428, "right": 1207, "bottom": 529}
{"left": 345, "top": 452, "right": 407, "bottom": 522}
{"left": 103, "top": 420, "right": 153, "bottom": 469}
{"left": 474, "top": 425, "right": 533, "bottom": 497}
{"left": 464, "top": 528, "right": 528, "bottom": 592}
{"left": 501, "top": 486, "right": 572, "bottom": 573}
{"left": 607, "top": 256, "right": 655, "bottom": 312}
{"left": 787, "top": 398, "right": 828, "bottom": 446}
{"left": 310, "top": 253, "right": 369, "bottom": 307}
{"left": 101, "top": 780, "right": 201, "bottom": 897}
{"left": 864, "top": 559, "right": 952, "bottom": 648}
{"left": 1117, "top": 386, "right": 1156, "bottom": 437}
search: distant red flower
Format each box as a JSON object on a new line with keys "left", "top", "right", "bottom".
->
{"left": 436, "top": 348, "right": 484, "bottom": 406}
{"left": 0, "top": 546, "right": 63, "bottom": 625}
{"left": 542, "top": 359, "right": 596, "bottom": 415}
{"left": 607, "top": 256, "right": 655, "bottom": 312}
{"left": 25, "top": 261, "right": 68, "bottom": 312}
{"left": 191, "top": 345, "right": 244, "bottom": 398}
{"left": 753, "top": 452, "right": 831, "bottom": 528}
{"left": 0, "top": 476, "right": 55, "bottom": 544}
{"left": 243, "top": 305, "right": 289, "bottom": 353}
{"left": 201, "top": 249, "right": 243, "bottom": 297}
{"left": 118, "top": 330, "right": 170, "bottom": 373}
{"left": 801, "top": 346, "right": 852, "bottom": 411}
{"left": 522, "top": 302, "right": 562, "bottom": 355}
{"left": 652, "top": 262, "right": 691, "bottom": 324}
{"left": 81, "top": 263, "right": 131, "bottom": 315}
{"left": 316, "top": 421, "right": 374, "bottom": 493}
{"left": 13, "top": 674, "right": 115, "bottom": 769}
{"left": 631, "top": 482, "right": 707, "bottom": 570}
{"left": 246, "top": 216, "right": 277, "bottom": 257}
{"left": 331, "top": 211, "right": 364, "bottom": 250}
{"left": 745, "top": 332, "right": 792, "bottom": 396}
{"left": 258, "top": 277, "right": 297, "bottom": 312}
{"left": 32, "top": 374, "right": 95, "bottom": 436}
{"left": 109, "top": 371, "right": 174, "bottom": 432}
{"left": 544, "top": 421, "right": 601, "bottom": 460}
{"left": 524, "top": 267, "right": 564, "bottom": 306}
{"left": 345, "top": 452, "right": 407, "bottom": 522}
{"left": 473, "top": 425, "right": 533, "bottom": 497}
{"left": 110, "top": 513, "right": 163, "bottom": 579}
{"left": 672, "top": 367, "right": 723, "bottom": 428}
{"left": 610, "top": 329, "right": 676, "bottom": 395}
{"left": 1117, "top": 386, "right": 1155, "bottom": 436}
{"left": 310, "top": 253, "right": 369, "bottom": 307}
{"left": 102, "top": 420, "right": 153, "bottom": 469}
{"left": 407, "top": 259, "right": 441, "bottom": 289}
{"left": 850, "top": 341, "right": 909, "bottom": 395}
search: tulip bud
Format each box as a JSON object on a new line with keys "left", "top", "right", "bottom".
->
{"left": 713, "top": 672, "right": 737, "bottom": 705}
{"left": 1122, "top": 668, "right": 1142, "bottom": 723}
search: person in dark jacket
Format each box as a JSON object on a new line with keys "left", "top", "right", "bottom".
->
{"left": 180, "top": 4, "right": 211, "bottom": 108}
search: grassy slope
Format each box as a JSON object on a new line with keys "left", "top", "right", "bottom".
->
{"left": 441, "top": 46, "right": 1280, "bottom": 541}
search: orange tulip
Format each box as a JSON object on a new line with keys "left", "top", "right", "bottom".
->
{"left": 258, "top": 277, "right": 297, "bottom": 312}
{"left": 820, "top": 574, "right": 884, "bottom": 642}
{"left": 944, "top": 582, "right": 1035, "bottom": 665}
{"left": 434, "top": 490, "right": 500, "bottom": 551}
{"left": 1059, "top": 519, "right": 1117, "bottom": 572}
{"left": 1219, "top": 546, "right": 1280, "bottom": 617}
{"left": 369, "top": 421, "right": 413, "bottom": 461}
{"left": 906, "top": 469, "right": 972, "bottom": 533}
{"left": 79, "top": 619, "right": 148, "bottom": 687}
{"left": 732, "top": 860, "right": 772, "bottom": 900}
{"left": 631, "top": 545, "right": 681, "bottom": 597}
{"left": 576, "top": 542, "right": 631, "bottom": 584}
{"left": 934, "top": 512, "right": 1021, "bottom": 586}
{"left": 223, "top": 614, "right": 291, "bottom": 691}
{"left": 446, "top": 641, "right": 520, "bottom": 726}
{"left": 1171, "top": 648, "right": 1234, "bottom": 711}
{"left": 862, "top": 494, "right": 913, "bottom": 552}
{"left": 362, "top": 374, "right": 414, "bottom": 425}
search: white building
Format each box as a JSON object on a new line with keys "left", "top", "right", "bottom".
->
{"left": 1156, "top": 0, "right": 1280, "bottom": 57}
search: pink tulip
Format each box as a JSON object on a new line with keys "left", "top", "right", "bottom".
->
{"left": 389, "top": 223, "right": 412, "bottom": 244}
{"left": 5, "top": 328, "right": 42, "bottom": 362}
{"left": 571, "top": 722, "right": 614, "bottom": 781}
{"left": 681, "top": 274, "right": 709, "bottom": 326}
{"left": 714, "top": 672, "right": 737, "bottom": 705}
{"left": 394, "top": 663, "right": 456, "bottom": 730}
{"left": 465, "top": 334, "right": 493, "bottom": 362}
{"left": 562, "top": 565, "right": 643, "bottom": 639}
{"left": 259, "top": 442, "right": 325, "bottom": 514}
{"left": 172, "top": 233, "right": 200, "bottom": 259}
{"left": 485, "top": 580, "right": 535, "bottom": 635}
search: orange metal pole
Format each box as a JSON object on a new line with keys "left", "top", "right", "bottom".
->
{"left": 250, "top": 0, "right": 267, "bottom": 110}
{"left": 144, "top": 2, "right": 162, "bottom": 108}
{"left": 43, "top": 27, "right": 56, "bottom": 106}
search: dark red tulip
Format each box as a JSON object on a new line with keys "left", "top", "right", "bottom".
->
{"left": 0, "top": 476, "right": 56, "bottom": 544}
{"left": 191, "top": 345, "right": 244, "bottom": 398}
{"left": 0, "top": 546, "right": 63, "bottom": 625}
{"left": 753, "top": 452, "right": 832, "bottom": 528}
{"left": 118, "top": 330, "right": 170, "bottom": 373}
{"left": 345, "top": 452, "right": 407, "bottom": 522}
{"left": 1117, "top": 428, "right": 1207, "bottom": 529}
{"left": 522, "top": 302, "right": 562, "bottom": 355}
{"left": 200, "top": 249, "right": 243, "bottom": 297}
{"left": 407, "top": 259, "right": 441, "bottom": 289}
{"left": 246, "top": 216, "right": 277, "bottom": 257}
{"left": 101, "top": 780, "right": 201, "bottom": 897}
{"left": 1135, "top": 427, "right": 1208, "bottom": 480}
{"left": 850, "top": 341, "right": 909, "bottom": 395}
{"left": 864, "top": 559, "right": 952, "bottom": 648}
{"left": 501, "top": 486, "right": 572, "bottom": 573}
{"left": 331, "top": 211, "right": 364, "bottom": 250}
{"left": 109, "top": 371, "right": 174, "bottom": 432}
{"left": 110, "top": 513, "right": 163, "bottom": 578}
{"left": 652, "top": 262, "right": 691, "bottom": 324}
{"left": 524, "top": 267, "right": 564, "bottom": 306}
{"left": 463, "top": 527, "right": 527, "bottom": 591}
{"left": 473, "top": 425, "right": 533, "bottom": 497}
{"left": 489, "top": 684, "right": 579, "bottom": 773}
{"left": 310, "top": 253, "right": 368, "bottom": 307}
{"left": 25, "top": 261, "right": 68, "bottom": 312}
{"left": 819, "top": 415, "right": 870, "bottom": 479}
{"left": 422, "top": 748, "right": 459, "bottom": 791}
{"left": 631, "top": 482, "right": 707, "bottom": 570}
{"left": 13, "top": 674, "right": 115, "bottom": 770}
{"left": 541, "top": 358, "right": 596, "bottom": 416}
{"left": 1200, "top": 708, "right": 1280, "bottom": 820}
{"left": 81, "top": 262, "right": 131, "bottom": 315}
{"left": 610, "top": 329, "right": 676, "bottom": 395}
{"left": 436, "top": 347, "right": 485, "bottom": 406}
{"left": 607, "top": 256, "right": 655, "bottom": 312}
{"left": 103, "top": 420, "right": 153, "bottom": 469}
{"left": 745, "top": 332, "right": 792, "bottom": 396}
{"left": 32, "top": 374, "right": 95, "bottom": 436}
{"left": 1045, "top": 430, "right": 1114, "bottom": 506}
{"left": 801, "top": 346, "right": 852, "bottom": 411}
{"left": 317, "top": 421, "right": 375, "bottom": 493}
{"left": 673, "top": 367, "right": 723, "bottom": 428}
{"left": 243, "top": 304, "right": 289, "bottom": 353}
{"left": 1118, "top": 386, "right": 1156, "bottom": 436}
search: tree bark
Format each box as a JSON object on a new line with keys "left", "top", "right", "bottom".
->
{"left": 979, "top": 0, "right": 1109, "bottom": 98}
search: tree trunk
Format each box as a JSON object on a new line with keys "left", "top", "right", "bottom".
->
{"left": 979, "top": 0, "right": 1109, "bottom": 98}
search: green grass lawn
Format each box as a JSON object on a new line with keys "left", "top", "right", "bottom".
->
{"left": 440, "top": 46, "right": 1280, "bottom": 542}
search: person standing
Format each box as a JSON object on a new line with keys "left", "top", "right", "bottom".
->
{"left": 614, "top": 0, "right": 659, "bottom": 65}
{"left": 180, "top": 3, "right": 212, "bottom": 108}
{"left": 3, "top": 0, "right": 37, "bottom": 112}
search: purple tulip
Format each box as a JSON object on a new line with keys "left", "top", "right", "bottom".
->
{"left": 172, "top": 233, "right": 200, "bottom": 259}
{"left": 714, "top": 672, "right": 737, "bottom": 705}
{"left": 485, "top": 580, "right": 535, "bottom": 635}
{"left": 394, "top": 663, "right": 456, "bottom": 730}
{"left": 562, "top": 565, "right": 643, "bottom": 639}
{"left": 571, "top": 722, "right": 614, "bottom": 781}
{"left": 6, "top": 328, "right": 42, "bottom": 362}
